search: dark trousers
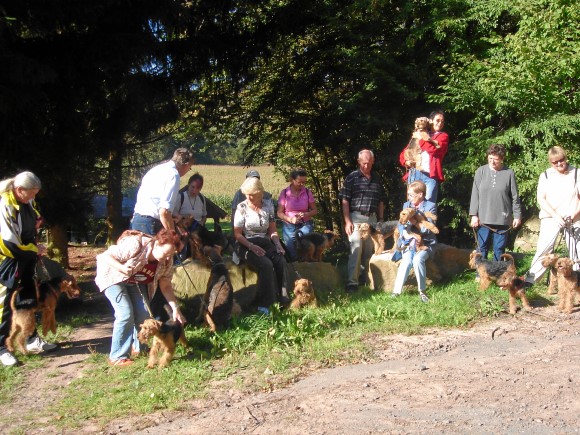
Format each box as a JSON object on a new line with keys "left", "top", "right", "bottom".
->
{"left": 238, "top": 237, "right": 287, "bottom": 308}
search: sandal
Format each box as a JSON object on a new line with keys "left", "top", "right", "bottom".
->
{"left": 108, "top": 358, "right": 134, "bottom": 367}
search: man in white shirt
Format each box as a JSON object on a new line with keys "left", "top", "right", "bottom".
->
{"left": 132, "top": 148, "right": 193, "bottom": 235}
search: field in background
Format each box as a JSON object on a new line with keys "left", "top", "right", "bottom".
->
{"left": 184, "top": 164, "right": 289, "bottom": 195}
{"left": 184, "top": 165, "right": 290, "bottom": 215}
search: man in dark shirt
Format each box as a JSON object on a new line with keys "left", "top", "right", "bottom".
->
{"left": 339, "top": 149, "right": 386, "bottom": 292}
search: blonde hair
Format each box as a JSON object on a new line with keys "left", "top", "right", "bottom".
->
{"left": 548, "top": 146, "right": 566, "bottom": 161}
{"left": 240, "top": 176, "right": 264, "bottom": 196}
{"left": 0, "top": 171, "right": 42, "bottom": 195}
{"left": 408, "top": 180, "right": 426, "bottom": 196}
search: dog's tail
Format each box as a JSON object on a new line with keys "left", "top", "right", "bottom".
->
{"left": 10, "top": 289, "right": 37, "bottom": 311}
{"left": 500, "top": 253, "right": 515, "bottom": 265}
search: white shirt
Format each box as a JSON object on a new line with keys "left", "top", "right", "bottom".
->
{"left": 134, "top": 160, "right": 180, "bottom": 219}
{"left": 537, "top": 165, "right": 579, "bottom": 220}
{"left": 173, "top": 192, "right": 207, "bottom": 222}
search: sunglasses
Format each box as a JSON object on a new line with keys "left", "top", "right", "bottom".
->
{"left": 550, "top": 158, "right": 566, "bottom": 166}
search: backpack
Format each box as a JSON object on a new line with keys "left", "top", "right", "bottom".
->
{"left": 179, "top": 191, "right": 206, "bottom": 211}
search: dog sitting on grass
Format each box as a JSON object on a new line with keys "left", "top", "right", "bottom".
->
{"left": 290, "top": 278, "right": 317, "bottom": 310}
{"left": 6, "top": 289, "right": 37, "bottom": 356}
{"left": 469, "top": 251, "right": 517, "bottom": 291}
{"left": 138, "top": 318, "right": 187, "bottom": 369}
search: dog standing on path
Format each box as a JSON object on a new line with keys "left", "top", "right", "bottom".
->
{"left": 138, "top": 318, "right": 187, "bottom": 368}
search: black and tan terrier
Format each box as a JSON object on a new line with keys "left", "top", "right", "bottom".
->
{"left": 554, "top": 257, "right": 580, "bottom": 314}
{"left": 296, "top": 230, "right": 338, "bottom": 262}
{"left": 37, "top": 274, "right": 81, "bottom": 336}
{"left": 289, "top": 278, "right": 318, "bottom": 310}
{"left": 496, "top": 275, "right": 533, "bottom": 315}
{"left": 540, "top": 253, "right": 560, "bottom": 295}
{"left": 404, "top": 117, "right": 432, "bottom": 170}
{"left": 138, "top": 318, "right": 187, "bottom": 369}
{"left": 6, "top": 289, "right": 37, "bottom": 356}
{"left": 469, "top": 251, "right": 517, "bottom": 291}
{"left": 198, "top": 246, "right": 240, "bottom": 332}
{"left": 358, "top": 221, "right": 399, "bottom": 256}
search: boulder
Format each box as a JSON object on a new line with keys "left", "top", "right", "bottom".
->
{"left": 514, "top": 216, "right": 540, "bottom": 253}
{"left": 172, "top": 259, "right": 342, "bottom": 312}
{"left": 368, "top": 243, "right": 472, "bottom": 292}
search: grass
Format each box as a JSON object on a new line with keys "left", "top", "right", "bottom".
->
{"left": 1, "top": 252, "right": 551, "bottom": 430}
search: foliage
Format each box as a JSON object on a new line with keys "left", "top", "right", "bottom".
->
{"left": 430, "top": 0, "right": 580, "bottom": 216}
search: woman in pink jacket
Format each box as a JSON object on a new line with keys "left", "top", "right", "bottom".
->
{"left": 399, "top": 111, "right": 449, "bottom": 203}
{"left": 95, "top": 229, "right": 186, "bottom": 366}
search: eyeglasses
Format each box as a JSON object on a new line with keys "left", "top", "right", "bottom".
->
{"left": 550, "top": 158, "right": 566, "bottom": 166}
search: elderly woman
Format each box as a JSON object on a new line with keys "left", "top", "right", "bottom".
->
{"left": 277, "top": 168, "right": 317, "bottom": 261}
{"left": 234, "top": 177, "right": 289, "bottom": 314}
{"left": 95, "top": 229, "right": 186, "bottom": 367}
{"left": 391, "top": 181, "right": 437, "bottom": 303}
{"left": 0, "top": 171, "right": 56, "bottom": 367}
{"left": 469, "top": 144, "right": 522, "bottom": 263}
{"left": 525, "top": 146, "right": 580, "bottom": 285}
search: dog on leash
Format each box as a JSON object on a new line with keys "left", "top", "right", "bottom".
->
{"left": 290, "top": 278, "right": 318, "bottom": 310}
{"left": 37, "top": 275, "right": 81, "bottom": 336}
{"left": 296, "top": 230, "right": 338, "bottom": 262}
{"left": 403, "top": 117, "right": 432, "bottom": 170}
{"left": 198, "top": 247, "right": 240, "bottom": 332}
{"left": 138, "top": 318, "right": 187, "bottom": 368}
{"left": 496, "top": 275, "right": 533, "bottom": 315}
{"left": 5, "top": 289, "right": 37, "bottom": 355}
{"left": 469, "top": 251, "right": 518, "bottom": 291}
{"left": 554, "top": 257, "right": 580, "bottom": 314}
{"left": 540, "top": 253, "right": 560, "bottom": 295}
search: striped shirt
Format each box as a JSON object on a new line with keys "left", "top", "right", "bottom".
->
{"left": 339, "top": 169, "right": 387, "bottom": 215}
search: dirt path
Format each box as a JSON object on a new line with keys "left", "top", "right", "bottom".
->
{"left": 5, "top": 301, "right": 578, "bottom": 434}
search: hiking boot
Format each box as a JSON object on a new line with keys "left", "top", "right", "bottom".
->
{"left": 0, "top": 349, "right": 18, "bottom": 367}
{"left": 26, "top": 336, "right": 57, "bottom": 354}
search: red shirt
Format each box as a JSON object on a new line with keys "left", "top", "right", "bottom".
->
{"left": 399, "top": 131, "right": 449, "bottom": 183}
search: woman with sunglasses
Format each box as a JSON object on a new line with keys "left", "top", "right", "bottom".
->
{"left": 525, "top": 146, "right": 580, "bottom": 285}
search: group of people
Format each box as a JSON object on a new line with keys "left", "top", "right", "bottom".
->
{"left": 1, "top": 119, "right": 578, "bottom": 367}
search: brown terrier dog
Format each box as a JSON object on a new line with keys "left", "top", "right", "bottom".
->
{"left": 37, "top": 275, "right": 81, "bottom": 336}
{"left": 6, "top": 290, "right": 37, "bottom": 356}
{"left": 554, "top": 257, "right": 580, "bottom": 314}
{"left": 403, "top": 117, "right": 432, "bottom": 170}
{"left": 496, "top": 276, "right": 533, "bottom": 315}
{"left": 290, "top": 278, "right": 318, "bottom": 310}
{"left": 397, "top": 208, "right": 439, "bottom": 251}
{"left": 358, "top": 221, "right": 399, "bottom": 256}
{"left": 540, "top": 253, "right": 560, "bottom": 295}
{"left": 138, "top": 318, "right": 187, "bottom": 369}
{"left": 296, "top": 230, "right": 338, "bottom": 262}
{"left": 469, "top": 251, "right": 518, "bottom": 291}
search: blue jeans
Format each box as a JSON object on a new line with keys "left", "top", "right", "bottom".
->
{"left": 282, "top": 220, "right": 314, "bottom": 261}
{"left": 408, "top": 169, "right": 438, "bottom": 203}
{"left": 476, "top": 225, "right": 508, "bottom": 262}
{"left": 392, "top": 247, "right": 431, "bottom": 295}
{"left": 131, "top": 213, "right": 161, "bottom": 236}
{"left": 104, "top": 283, "right": 150, "bottom": 361}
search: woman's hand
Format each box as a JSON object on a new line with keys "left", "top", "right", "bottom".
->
{"left": 249, "top": 243, "right": 265, "bottom": 256}
{"left": 470, "top": 216, "right": 480, "bottom": 228}
{"left": 173, "top": 306, "right": 187, "bottom": 325}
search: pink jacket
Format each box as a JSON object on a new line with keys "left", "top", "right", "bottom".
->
{"left": 95, "top": 232, "right": 173, "bottom": 299}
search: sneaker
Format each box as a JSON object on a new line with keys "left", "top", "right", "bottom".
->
{"left": 345, "top": 284, "right": 358, "bottom": 294}
{"left": 391, "top": 292, "right": 400, "bottom": 298}
{"left": 26, "top": 336, "right": 58, "bottom": 354}
{"left": 0, "top": 349, "right": 18, "bottom": 367}
{"left": 108, "top": 358, "right": 134, "bottom": 367}
{"left": 419, "top": 292, "right": 429, "bottom": 303}
{"left": 257, "top": 306, "right": 270, "bottom": 315}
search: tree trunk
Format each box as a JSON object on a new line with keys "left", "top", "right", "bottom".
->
{"left": 107, "top": 148, "right": 125, "bottom": 244}
{"left": 49, "top": 224, "right": 70, "bottom": 268}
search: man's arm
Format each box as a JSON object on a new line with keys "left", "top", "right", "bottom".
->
{"left": 159, "top": 208, "right": 175, "bottom": 231}
{"left": 342, "top": 199, "right": 354, "bottom": 236}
